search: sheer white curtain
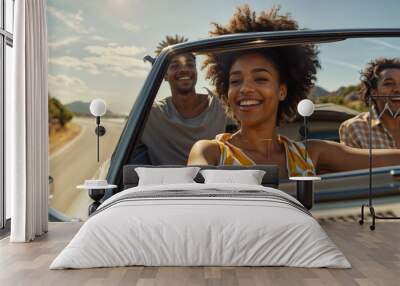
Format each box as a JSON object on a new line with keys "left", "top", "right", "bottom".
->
{"left": 7, "top": 0, "right": 48, "bottom": 242}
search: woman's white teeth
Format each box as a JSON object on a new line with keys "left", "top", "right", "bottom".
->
{"left": 178, "top": 76, "right": 191, "bottom": 80}
{"left": 239, "top": 99, "right": 261, "bottom": 106}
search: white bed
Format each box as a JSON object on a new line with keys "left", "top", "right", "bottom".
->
{"left": 50, "top": 183, "right": 350, "bottom": 269}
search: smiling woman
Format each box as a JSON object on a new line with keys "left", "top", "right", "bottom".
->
{"left": 187, "top": 5, "right": 400, "bottom": 179}
{"left": 187, "top": 6, "right": 320, "bottom": 177}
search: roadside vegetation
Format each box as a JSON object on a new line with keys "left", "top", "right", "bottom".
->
{"left": 49, "top": 95, "right": 81, "bottom": 154}
{"left": 311, "top": 84, "right": 367, "bottom": 112}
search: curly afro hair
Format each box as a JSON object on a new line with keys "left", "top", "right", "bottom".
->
{"left": 204, "top": 5, "right": 320, "bottom": 123}
{"left": 360, "top": 57, "right": 400, "bottom": 105}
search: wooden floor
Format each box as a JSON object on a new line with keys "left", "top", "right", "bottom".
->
{"left": 0, "top": 221, "right": 399, "bottom": 286}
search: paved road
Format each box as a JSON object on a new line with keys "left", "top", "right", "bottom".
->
{"left": 49, "top": 117, "right": 125, "bottom": 219}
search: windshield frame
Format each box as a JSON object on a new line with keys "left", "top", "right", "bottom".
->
{"left": 106, "top": 28, "right": 400, "bottom": 189}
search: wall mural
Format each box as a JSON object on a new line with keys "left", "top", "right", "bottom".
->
{"left": 47, "top": 0, "right": 400, "bottom": 223}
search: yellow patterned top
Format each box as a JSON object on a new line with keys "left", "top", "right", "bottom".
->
{"left": 214, "top": 133, "right": 316, "bottom": 177}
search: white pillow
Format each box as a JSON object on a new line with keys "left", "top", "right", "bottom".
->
{"left": 135, "top": 167, "right": 200, "bottom": 186}
{"left": 200, "top": 169, "right": 266, "bottom": 185}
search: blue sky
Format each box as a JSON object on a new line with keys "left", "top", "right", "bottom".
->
{"left": 47, "top": 0, "right": 400, "bottom": 115}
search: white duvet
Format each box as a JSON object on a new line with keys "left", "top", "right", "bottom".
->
{"left": 50, "top": 183, "right": 350, "bottom": 269}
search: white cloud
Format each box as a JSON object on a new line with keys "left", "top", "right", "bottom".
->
{"left": 121, "top": 22, "right": 141, "bottom": 32}
{"left": 85, "top": 45, "right": 146, "bottom": 57}
{"left": 85, "top": 55, "right": 147, "bottom": 69}
{"left": 84, "top": 45, "right": 149, "bottom": 77}
{"left": 49, "top": 44, "right": 150, "bottom": 78}
{"left": 47, "top": 6, "right": 90, "bottom": 34}
{"left": 48, "top": 36, "right": 81, "bottom": 49}
{"left": 49, "top": 74, "right": 88, "bottom": 91}
{"left": 364, "top": 38, "right": 400, "bottom": 51}
{"left": 89, "top": 35, "right": 106, "bottom": 42}
{"left": 49, "top": 56, "right": 99, "bottom": 74}
{"left": 49, "top": 74, "right": 120, "bottom": 106}
{"left": 322, "top": 57, "right": 362, "bottom": 71}
{"left": 48, "top": 74, "right": 89, "bottom": 103}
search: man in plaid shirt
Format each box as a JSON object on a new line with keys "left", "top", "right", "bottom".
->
{"left": 339, "top": 58, "right": 400, "bottom": 149}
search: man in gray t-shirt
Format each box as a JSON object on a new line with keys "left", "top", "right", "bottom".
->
{"left": 140, "top": 36, "right": 226, "bottom": 165}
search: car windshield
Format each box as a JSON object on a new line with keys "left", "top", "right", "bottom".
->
{"left": 130, "top": 36, "right": 400, "bottom": 169}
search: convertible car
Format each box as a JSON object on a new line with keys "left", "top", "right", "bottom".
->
{"left": 104, "top": 29, "right": 400, "bottom": 217}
